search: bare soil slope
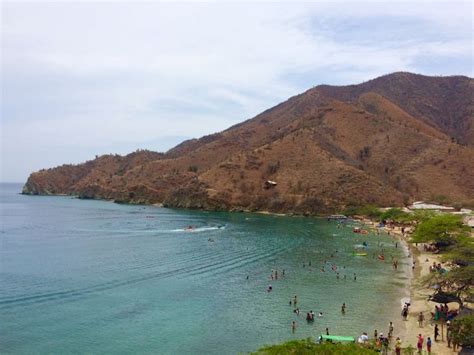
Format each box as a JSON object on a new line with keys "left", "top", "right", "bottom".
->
{"left": 23, "top": 72, "right": 474, "bottom": 213}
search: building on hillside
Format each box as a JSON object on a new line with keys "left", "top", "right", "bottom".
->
{"left": 264, "top": 180, "right": 277, "bottom": 189}
{"left": 408, "top": 201, "right": 455, "bottom": 212}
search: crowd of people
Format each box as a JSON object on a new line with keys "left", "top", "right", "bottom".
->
{"left": 431, "top": 303, "right": 458, "bottom": 323}
{"left": 428, "top": 261, "right": 445, "bottom": 273}
{"left": 257, "top": 221, "right": 450, "bottom": 353}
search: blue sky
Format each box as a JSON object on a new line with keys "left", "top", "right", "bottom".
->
{"left": 1, "top": 1, "right": 472, "bottom": 182}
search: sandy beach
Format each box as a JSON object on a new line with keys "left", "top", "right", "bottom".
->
{"left": 399, "top": 248, "right": 459, "bottom": 354}
{"left": 386, "top": 227, "right": 459, "bottom": 354}
{"left": 367, "top": 221, "right": 459, "bottom": 354}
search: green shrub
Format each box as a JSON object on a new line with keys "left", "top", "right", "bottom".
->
{"left": 253, "top": 338, "right": 378, "bottom": 355}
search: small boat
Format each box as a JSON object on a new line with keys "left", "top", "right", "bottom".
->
{"left": 378, "top": 255, "right": 385, "bottom": 260}
{"left": 184, "top": 225, "right": 195, "bottom": 231}
{"left": 352, "top": 227, "right": 361, "bottom": 233}
{"left": 360, "top": 230, "right": 368, "bottom": 234}
{"left": 353, "top": 253, "right": 367, "bottom": 256}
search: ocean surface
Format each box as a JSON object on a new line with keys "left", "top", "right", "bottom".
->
{"left": 0, "top": 183, "right": 410, "bottom": 354}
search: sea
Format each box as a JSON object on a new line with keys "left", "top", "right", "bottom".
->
{"left": 0, "top": 182, "right": 410, "bottom": 354}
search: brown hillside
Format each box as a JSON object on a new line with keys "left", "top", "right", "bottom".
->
{"left": 316, "top": 72, "right": 474, "bottom": 145}
{"left": 23, "top": 72, "right": 474, "bottom": 213}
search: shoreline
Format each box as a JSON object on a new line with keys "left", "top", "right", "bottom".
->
{"left": 403, "top": 248, "right": 457, "bottom": 354}
{"left": 359, "top": 219, "right": 457, "bottom": 354}
{"left": 13, "top": 189, "right": 466, "bottom": 352}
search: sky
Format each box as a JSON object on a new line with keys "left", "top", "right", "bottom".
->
{"left": 1, "top": 1, "right": 472, "bottom": 182}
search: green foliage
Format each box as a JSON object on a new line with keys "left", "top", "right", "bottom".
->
{"left": 415, "top": 214, "right": 473, "bottom": 303}
{"left": 379, "top": 208, "right": 411, "bottom": 222}
{"left": 442, "top": 243, "right": 474, "bottom": 265}
{"left": 253, "top": 338, "right": 378, "bottom": 355}
{"left": 401, "top": 345, "right": 415, "bottom": 354}
{"left": 342, "top": 205, "right": 382, "bottom": 219}
{"left": 411, "top": 214, "right": 469, "bottom": 246}
{"left": 450, "top": 315, "right": 474, "bottom": 347}
{"left": 411, "top": 210, "right": 436, "bottom": 222}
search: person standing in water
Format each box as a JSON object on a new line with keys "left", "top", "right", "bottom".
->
{"left": 354, "top": 273, "right": 357, "bottom": 281}
{"left": 341, "top": 303, "right": 346, "bottom": 314}
{"left": 402, "top": 305, "right": 408, "bottom": 320}
{"left": 293, "top": 295, "right": 297, "bottom": 305}
{"left": 291, "top": 321, "right": 296, "bottom": 333}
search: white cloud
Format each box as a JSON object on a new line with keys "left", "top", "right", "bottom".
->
{"left": 1, "top": 1, "right": 472, "bottom": 181}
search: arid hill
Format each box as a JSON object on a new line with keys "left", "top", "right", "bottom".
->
{"left": 23, "top": 72, "right": 474, "bottom": 214}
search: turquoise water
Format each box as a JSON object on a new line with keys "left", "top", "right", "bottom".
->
{"left": 0, "top": 183, "right": 410, "bottom": 354}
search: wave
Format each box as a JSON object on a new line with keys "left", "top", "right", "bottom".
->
{"left": 169, "top": 226, "right": 226, "bottom": 233}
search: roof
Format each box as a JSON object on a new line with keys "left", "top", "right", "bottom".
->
{"left": 409, "top": 201, "right": 455, "bottom": 210}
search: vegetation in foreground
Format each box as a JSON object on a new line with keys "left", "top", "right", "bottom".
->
{"left": 345, "top": 208, "right": 474, "bottom": 349}
{"left": 411, "top": 214, "right": 473, "bottom": 306}
{"left": 252, "top": 339, "right": 377, "bottom": 355}
{"left": 409, "top": 213, "right": 473, "bottom": 350}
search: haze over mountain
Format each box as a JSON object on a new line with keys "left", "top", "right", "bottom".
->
{"left": 23, "top": 72, "right": 474, "bottom": 214}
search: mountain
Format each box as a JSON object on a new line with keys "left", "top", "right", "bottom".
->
{"left": 23, "top": 72, "right": 474, "bottom": 214}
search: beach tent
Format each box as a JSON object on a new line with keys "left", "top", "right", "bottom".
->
{"left": 429, "top": 291, "right": 461, "bottom": 304}
{"left": 319, "top": 335, "right": 355, "bottom": 343}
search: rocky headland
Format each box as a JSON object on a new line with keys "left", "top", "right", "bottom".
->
{"left": 23, "top": 72, "right": 474, "bottom": 214}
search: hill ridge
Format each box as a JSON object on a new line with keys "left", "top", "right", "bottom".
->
{"left": 23, "top": 72, "right": 474, "bottom": 213}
